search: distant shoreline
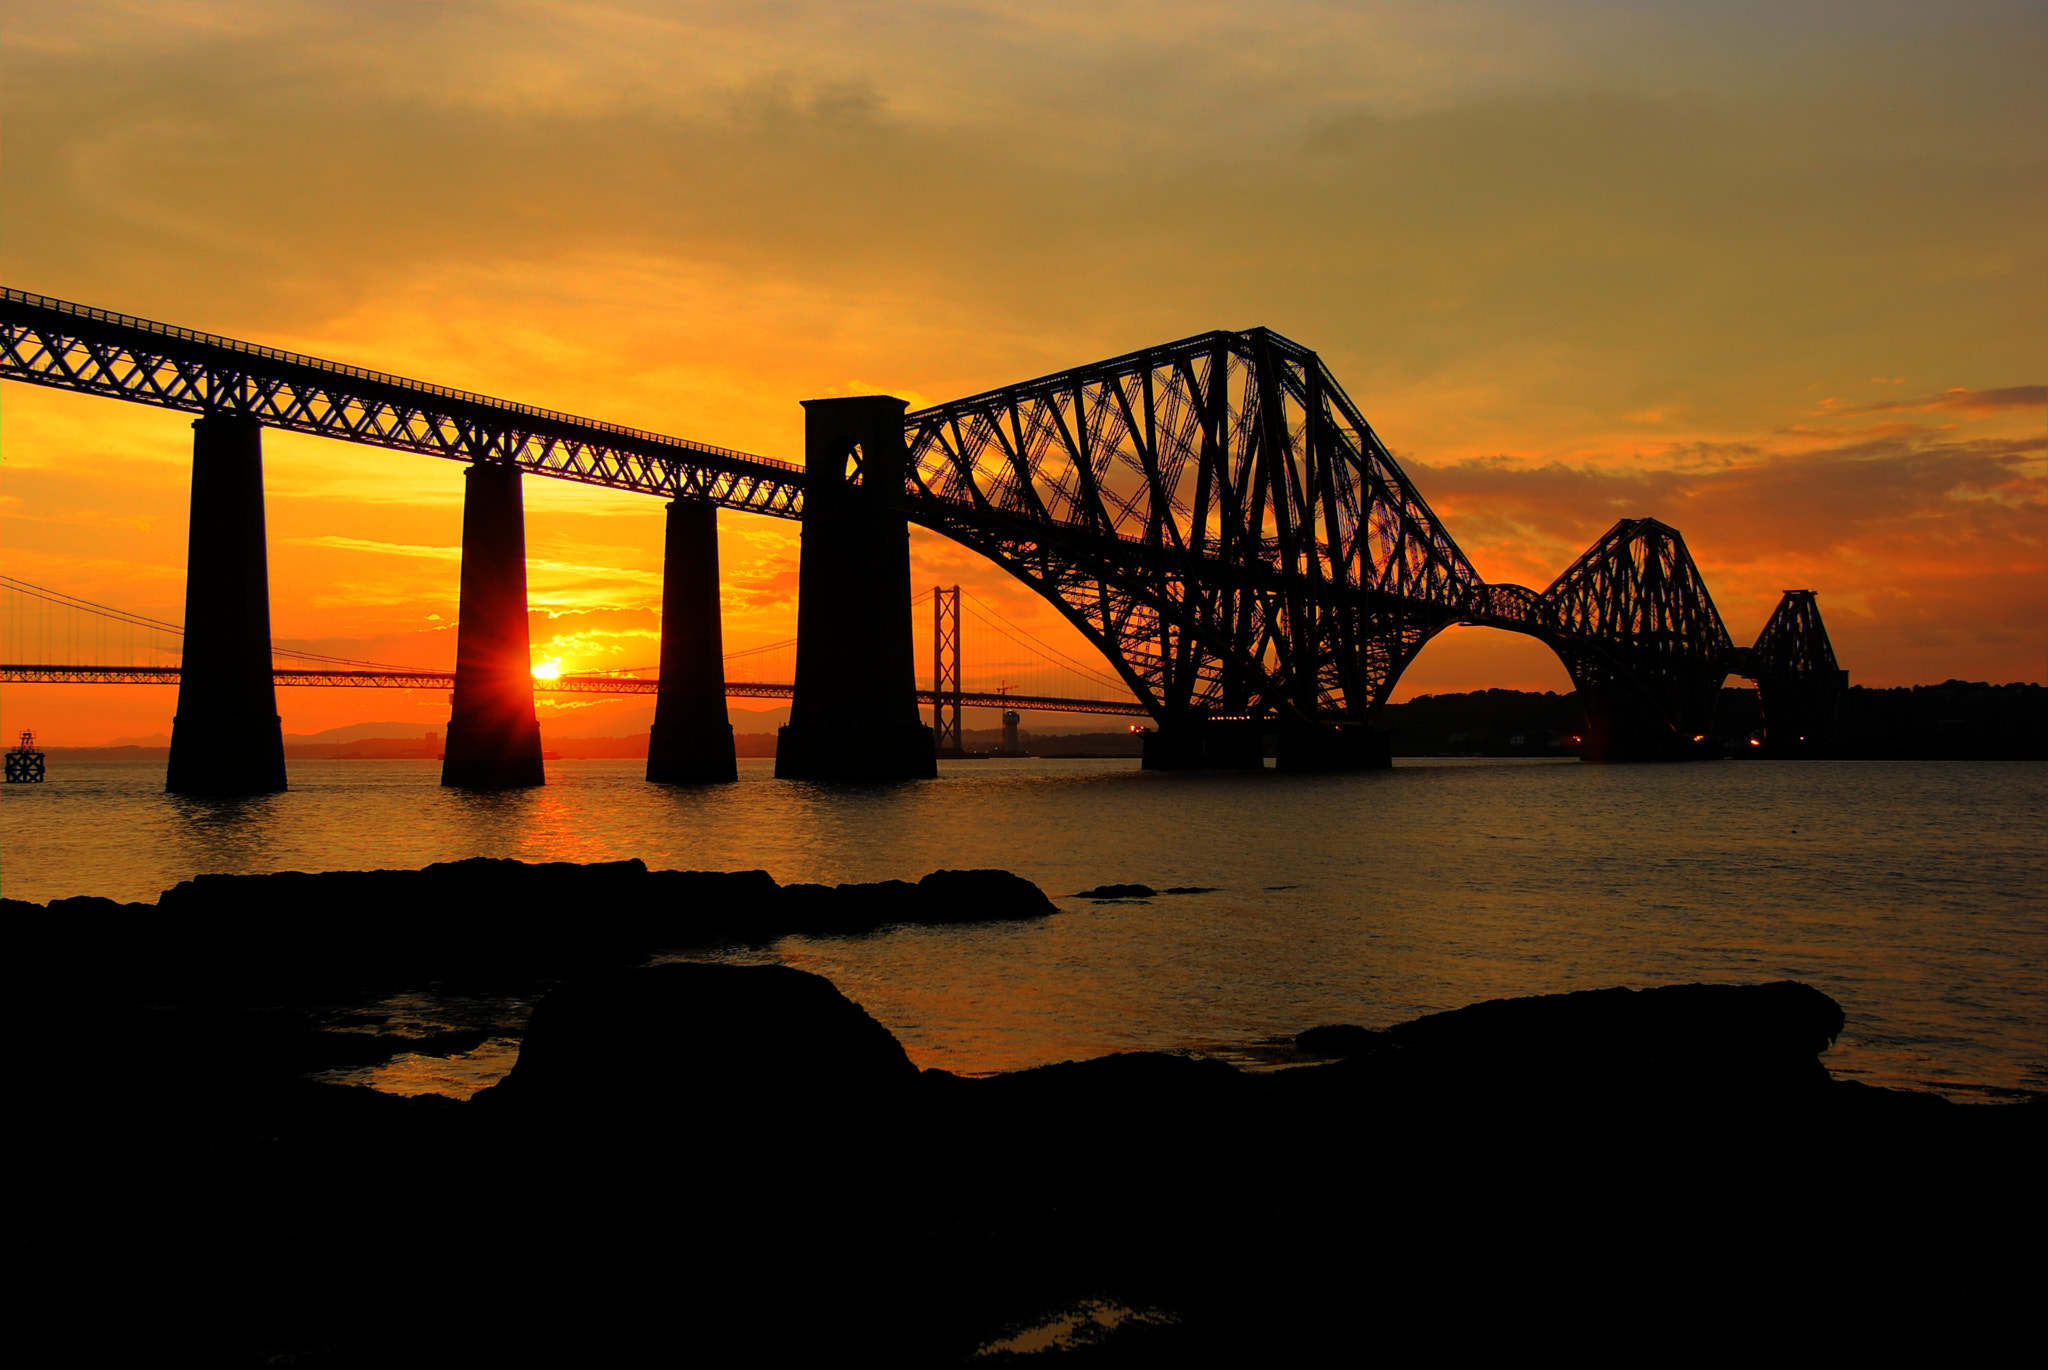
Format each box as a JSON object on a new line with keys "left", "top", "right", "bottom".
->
{"left": 28, "top": 680, "right": 2040, "bottom": 760}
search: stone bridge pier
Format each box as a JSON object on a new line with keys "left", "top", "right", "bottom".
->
{"left": 647, "top": 497, "right": 738, "bottom": 783}
{"left": 166, "top": 412, "right": 288, "bottom": 794}
{"left": 776, "top": 396, "right": 936, "bottom": 781}
{"left": 442, "top": 460, "right": 546, "bottom": 788}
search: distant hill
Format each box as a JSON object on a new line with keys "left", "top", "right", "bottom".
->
{"left": 1380, "top": 689, "right": 1591, "bottom": 756}
{"left": 1834, "top": 681, "right": 2045, "bottom": 759}
{"left": 288, "top": 721, "right": 440, "bottom": 746}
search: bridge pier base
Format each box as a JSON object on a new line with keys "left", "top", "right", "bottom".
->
{"left": 1576, "top": 686, "right": 1717, "bottom": 763}
{"left": 166, "top": 413, "right": 287, "bottom": 795}
{"left": 1141, "top": 718, "right": 1265, "bottom": 771}
{"left": 1754, "top": 670, "right": 1848, "bottom": 756}
{"left": 442, "top": 462, "right": 545, "bottom": 789}
{"left": 647, "top": 498, "right": 737, "bottom": 783}
{"left": 1276, "top": 723, "right": 1391, "bottom": 772}
{"left": 776, "top": 396, "right": 936, "bottom": 782}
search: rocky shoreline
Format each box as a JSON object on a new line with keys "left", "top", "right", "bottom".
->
{"left": 15, "top": 859, "right": 2040, "bottom": 1365}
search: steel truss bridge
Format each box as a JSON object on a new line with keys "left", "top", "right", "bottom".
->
{"left": 1, "top": 288, "right": 1845, "bottom": 757}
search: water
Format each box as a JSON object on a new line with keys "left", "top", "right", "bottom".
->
{"left": 4, "top": 756, "right": 2041, "bottom": 1102}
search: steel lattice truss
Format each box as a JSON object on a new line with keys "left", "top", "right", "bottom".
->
{"left": 901, "top": 329, "right": 1483, "bottom": 726}
{"left": 0, "top": 289, "right": 805, "bottom": 514}
{"left": 1518, "top": 518, "right": 1736, "bottom": 742}
{"left": 4, "top": 288, "right": 1841, "bottom": 745}
{"left": 1748, "top": 590, "right": 1840, "bottom": 684}
{"left": 1740, "top": 589, "right": 1849, "bottom": 745}
{"left": 897, "top": 312, "right": 1838, "bottom": 745}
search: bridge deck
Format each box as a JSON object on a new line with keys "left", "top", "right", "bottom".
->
{"left": 0, "top": 288, "right": 807, "bottom": 515}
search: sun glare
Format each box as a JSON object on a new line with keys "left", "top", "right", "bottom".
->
{"left": 531, "top": 658, "right": 562, "bottom": 680}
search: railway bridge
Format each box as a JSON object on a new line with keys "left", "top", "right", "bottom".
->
{"left": 0, "top": 288, "right": 1845, "bottom": 791}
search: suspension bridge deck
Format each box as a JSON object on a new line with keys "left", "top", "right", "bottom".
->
{"left": 0, "top": 664, "right": 1148, "bottom": 718}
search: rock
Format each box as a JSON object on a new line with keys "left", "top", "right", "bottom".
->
{"left": 647, "top": 867, "right": 784, "bottom": 943}
{"left": 945, "top": 1051, "right": 1254, "bottom": 1163}
{"left": 915, "top": 869, "right": 1059, "bottom": 921}
{"left": 476, "top": 962, "right": 918, "bottom": 1129}
{"left": 16, "top": 860, "right": 1057, "bottom": 1001}
{"left": 1371, "top": 980, "right": 1847, "bottom": 1107}
{"left": 1073, "top": 883, "right": 1157, "bottom": 899}
{"left": 1293, "top": 1024, "right": 1386, "bottom": 1058}
{"left": 778, "top": 881, "right": 866, "bottom": 935}
{"left": 835, "top": 878, "right": 924, "bottom": 930}
{"left": 772, "top": 873, "right": 1055, "bottom": 936}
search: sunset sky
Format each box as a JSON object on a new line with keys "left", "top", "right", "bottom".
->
{"left": 3, "top": 1, "right": 2041, "bottom": 744}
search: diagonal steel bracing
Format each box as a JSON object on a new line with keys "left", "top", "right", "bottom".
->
{"left": 0, "top": 288, "right": 805, "bottom": 515}
{"left": 4, "top": 289, "right": 1842, "bottom": 752}
{"left": 901, "top": 328, "right": 1485, "bottom": 728}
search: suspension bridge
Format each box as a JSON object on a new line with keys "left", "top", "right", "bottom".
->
{"left": 0, "top": 287, "right": 1846, "bottom": 791}
{"left": 0, "top": 577, "right": 1148, "bottom": 721}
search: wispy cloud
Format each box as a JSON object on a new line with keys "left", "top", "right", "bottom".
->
{"left": 291, "top": 535, "right": 462, "bottom": 561}
{"left": 1820, "top": 386, "right": 2047, "bottom": 418}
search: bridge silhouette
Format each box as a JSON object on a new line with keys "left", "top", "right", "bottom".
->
{"left": 1, "top": 287, "right": 1845, "bottom": 791}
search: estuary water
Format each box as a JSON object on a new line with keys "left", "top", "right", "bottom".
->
{"left": 3, "top": 756, "right": 2041, "bottom": 1102}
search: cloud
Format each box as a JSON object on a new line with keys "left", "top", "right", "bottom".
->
{"left": 527, "top": 559, "right": 662, "bottom": 590}
{"left": 725, "top": 567, "right": 801, "bottom": 612}
{"left": 1823, "top": 386, "right": 2047, "bottom": 418}
{"left": 291, "top": 535, "right": 461, "bottom": 561}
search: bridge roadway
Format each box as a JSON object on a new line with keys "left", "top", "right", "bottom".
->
{"left": 1, "top": 287, "right": 1848, "bottom": 786}
{"left": 0, "top": 664, "right": 1147, "bottom": 719}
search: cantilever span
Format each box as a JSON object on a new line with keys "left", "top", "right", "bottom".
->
{"left": 1, "top": 289, "right": 1845, "bottom": 770}
{"left": 899, "top": 330, "right": 1845, "bottom": 760}
{"left": 901, "top": 328, "right": 1478, "bottom": 746}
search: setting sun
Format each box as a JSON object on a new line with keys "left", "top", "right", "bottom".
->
{"left": 531, "top": 658, "right": 562, "bottom": 681}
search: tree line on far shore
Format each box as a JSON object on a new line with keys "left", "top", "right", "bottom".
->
{"left": 33, "top": 680, "right": 2043, "bottom": 761}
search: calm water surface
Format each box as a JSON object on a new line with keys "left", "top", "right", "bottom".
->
{"left": 4, "top": 756, "right": 2041, "bottom": 1101}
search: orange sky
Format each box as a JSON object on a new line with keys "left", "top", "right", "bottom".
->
{"left": 2, "top": 2, "right": 2042, "bottom": 744}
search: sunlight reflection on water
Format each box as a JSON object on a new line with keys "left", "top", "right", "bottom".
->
{"left": 4, "top": 755, "right": 2041, "bottom": 1099}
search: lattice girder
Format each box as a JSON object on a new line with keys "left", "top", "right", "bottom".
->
{"left": 1, "top": 289, "right": 805, "bottom": 515}
{"left": 902, "top": 328, "right": 1483, "bottom": 729}
{"left": 1534, "top": 518, "right": 1735, "bottom": 744}
{"left": 9, "top": 287, "right": 1834, "bottom": 754}
{"left": 1750, "top": 590, "right": 1842, "bottom": 683}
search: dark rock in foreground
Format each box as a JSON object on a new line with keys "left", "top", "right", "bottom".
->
{"left": 1382, "top": 979, "right": 1843, "bottom": 1098}
{"left": 18, "top": 876, "right": 2042, "bottom": 1366}
{"left": 1293, "top": 1022, "right": 1386, "bottom": 1057}
{"left": 475, "top": 961, "right": 918, "bottom": 1127}
{"left": 4, "top": 857, "right": 1058, "bottom": 999}
{"left": 331, "top": 966, "right": 2037, "bottom": 1362}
